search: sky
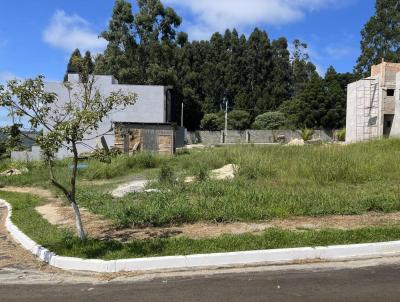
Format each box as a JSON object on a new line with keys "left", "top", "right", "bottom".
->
{"left": 0, "top": 0, "right": 376, "bottom": 124}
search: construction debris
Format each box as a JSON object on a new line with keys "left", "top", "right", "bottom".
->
{"left": 287, "top": 139, "right": 305, "bottom": 146}
{"left": 0, "top": 168, "right": 28, "bottom": 177}
{"left": 111, "top": 179, "right": 149, "bottom": 198}
{"left": 185, "top": 164, "right": 238, "bottom": 183}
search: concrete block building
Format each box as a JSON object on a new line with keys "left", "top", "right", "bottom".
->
{"left": 346, "top": 61, "right": 400, "bottom": 143}
{"left": 43, "top": 74, "right": 177, "bottom": 157}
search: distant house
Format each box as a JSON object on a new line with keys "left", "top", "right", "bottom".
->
{"left": 43, "top": 74, "right": 180, "bottom": 158}
{"left": 346, "top": 61, "right": 400, "bottom": 143}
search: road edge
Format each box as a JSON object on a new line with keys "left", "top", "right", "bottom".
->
{"left": 2, "top": 198, "right": 400, "bottom": 273}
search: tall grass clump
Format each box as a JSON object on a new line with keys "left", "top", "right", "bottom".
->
{"left": 301, "top": 128, "right": 314, "bottom": 141}
{"left": 82, "top": 152, "right": 167, "bottom": 180}
{"left": 158, "top": 164, "right": 175, "bottom": 184}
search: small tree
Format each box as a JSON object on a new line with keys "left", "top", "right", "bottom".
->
{"left": 200, "top": 113, "right": 223, "bottom": 131}
{"left": 228, "top": 110, "right": 251, "bottom": 130}
{"left": 0, "top": 124, "right": 24, "bottom": 153}
{"left": 0, "top": 63, "right": 137, "bottom": 240}
{"left": 252, "top": 112, "right": 287, "bottom": 130}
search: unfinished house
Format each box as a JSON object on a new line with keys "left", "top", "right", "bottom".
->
{"left": 346, "top": 61, "right": 400, "bottom": 143}
{"left": 43, "top": 74, "right": 178, "bottom": 158}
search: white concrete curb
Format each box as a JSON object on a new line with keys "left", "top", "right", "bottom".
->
{"left": 2, "top": 198, "right": 400, "bottom": 273}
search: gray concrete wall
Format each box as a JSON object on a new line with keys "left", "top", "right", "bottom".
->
{"left": 186, "top": 131, "right": 222, "bottom": 145}
{"left": 187, "top": 130, "right": 334, "bottom": 145}
{"left": 11, "top": 146, "right": 42, "bottom": 161}
{"left": 224, "top": 131, "right": 247, "bottom": 144}
{"left": 44, "top": 74, "right": 170, "bottom": 158}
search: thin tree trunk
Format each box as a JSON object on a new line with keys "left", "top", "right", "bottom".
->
{"left": 47, "top": 144, "right": 87, "bottom": 241}
{"left": 70, "top": 142, "right": 86, "bottom": 240}
{"left": 71, "top": 200, "right": 86, "bottom": 240}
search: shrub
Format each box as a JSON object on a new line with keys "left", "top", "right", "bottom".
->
{"left": 91, "top": 148, "right": 121, "bottom": 163}
{"left": 228, "top": 110, "right": 251, "bottom": 130}
{"left": 158, "top": 164, "right": 175, "bottom": 183}
{"left": 252, "top": 112, "right": 287, "bottom": 130}
{"left": 336, "top": 128, "right": 346, "bottom": 142}
{"left": 201, "top": 113, "right": 223, "bottom": 131}
{"left": 192, "top": 164, "right": 209, "bottom": 182}
{"left": 0, "top": 142, "right": 6, "bottom": 159}
{"left": 300, "top": 128, "right": 314, "bottom": 141}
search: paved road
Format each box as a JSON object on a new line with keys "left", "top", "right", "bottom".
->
{"left": 1, "top": 263, "right": 400, "bottom": 302}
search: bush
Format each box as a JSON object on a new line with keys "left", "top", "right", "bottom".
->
{"left": 200, "top": 113, "right": 223, "bottom": 131}
{"left": 158, "top": 164, "right": 175, "bottom": 183}
{"left": 192, "top": 164, "right": 209, "bottom": 182}
{"left": 252, "top": 112, "right": 287, "bottom": 130}
{"left": 300, "top": 128, "right": 314, "bottom": 141}
{"left": 336, "top": 128, "right": 346, "bottom": 142}
{"left": 0, "top": 142, "right": 6, "bottom": 159}
{"left": 228, "top": 110, "right": 251, "bottom": 130}
{"left": 91, "top": 148, "right": 121, "bottom": 163}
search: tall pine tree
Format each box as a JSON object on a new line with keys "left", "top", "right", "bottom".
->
{"left": 64, "top": 49, "right": 82, "bottom": 82}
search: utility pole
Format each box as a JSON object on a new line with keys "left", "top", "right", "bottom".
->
{"left": 224, "top": 97, "right": 228, "bottom": 144}
{"left": 181, "top": 102, "right": 184, "bottom": 128}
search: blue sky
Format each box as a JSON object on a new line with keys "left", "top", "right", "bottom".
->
{"left": 0, "top": 0, "right": 375, "bottom": 124}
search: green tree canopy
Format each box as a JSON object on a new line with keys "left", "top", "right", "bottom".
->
{"left": 252, "top": 112, "right": 287, "bottom": 130}
{"left": 64, "top": 49, "right": 82, "bottom": 82}
{"left": 200, "top": 113, "right": 223, "bottom": 131}
{"left": 355, "top": 0, "right": 400, "bottom": 75}
{"left": 228, "top": 110, "right": 251, "bottom": 130}
{"left": 67, "top": 0, "right": 352, "bottom": 130}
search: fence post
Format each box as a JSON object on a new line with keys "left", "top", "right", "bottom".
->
{"left": 246, "top": 130, "right": 250, "bottom": 143}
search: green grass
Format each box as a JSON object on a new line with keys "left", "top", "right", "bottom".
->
{"left": 3, "top": 190, "right": 400, "bottom": 260}
{"left": 3, "top": 139, "right": 400, "bottom": 227}
{"left": 71, "top": 139, "right": 400, "bottom": 227}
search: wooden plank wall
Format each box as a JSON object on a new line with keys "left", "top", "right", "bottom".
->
{"left": 114, "top": 125, "right": 175, "bottom": 155}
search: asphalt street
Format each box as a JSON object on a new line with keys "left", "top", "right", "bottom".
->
{"left": 1, "top": 263, "right": 400, "bottom": 301}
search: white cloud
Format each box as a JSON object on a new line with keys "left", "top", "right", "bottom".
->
{"left": 43, "top": 10, "right": 107, "bottom": 53}
{"left": 325, "top": 45, "right": 356, "bottom": 59}
{"left": 163, "top": 0, "right": 351, "bottom": 40}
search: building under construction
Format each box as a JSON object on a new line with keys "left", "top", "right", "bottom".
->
{"left": 346, "top": 61, "right": 400, "bottom": 142}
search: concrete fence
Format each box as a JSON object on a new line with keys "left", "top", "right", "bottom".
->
{"left": 186, "top": 130, "right": 335, "bottom": 145}
{"left": 11, "top": 146, "right": 43, "bottom": 162}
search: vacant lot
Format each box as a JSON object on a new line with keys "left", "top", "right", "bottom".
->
{"left": 1, "top": 139, "right": 400, "bottom": 258}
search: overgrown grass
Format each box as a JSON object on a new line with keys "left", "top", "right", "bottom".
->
{"left": 73, "top": 140, "right": 400, "bottom": 227}
{"left": 3, "top": 190, "right": 400, "bottom": 260}
{"left": 3, "top": 139, "right": 400, "bottom": 228}
{"left": 81, "top": 153, "right": 168, "bottom": 180}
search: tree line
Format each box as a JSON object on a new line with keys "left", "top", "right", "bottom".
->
{"left": 64, "top": 0, "right": 393, "bottom": 131}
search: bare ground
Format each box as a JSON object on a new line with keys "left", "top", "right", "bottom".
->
{"left": 0, "top": 204, "right": 53, "bottom": 271}
{"left": 2, "top": 186, "right": 400, "bottom": 242}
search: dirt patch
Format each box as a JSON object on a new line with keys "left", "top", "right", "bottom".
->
{"left": 3, "top": 186, "right": 400, "bottom": 241}
{"left": 35, "top": 203, "right": 114, "bottom": 239}
{"left": 0, "top": 205, "right": 52, "bottom": 271}
{"left": 1, "top": 186, "right": 114, "bottom": 240}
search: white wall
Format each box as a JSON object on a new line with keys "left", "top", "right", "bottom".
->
{"left": 390, "top": 73, "right": 400, "bottom": 137}
{"left": 44, "top": 74, "right": 169, "bottom": 157}
{"left": 346, "top": 81, "right": 358, "bottom": 143}
{"left": 346, "top": 77, "right": 380, "bottom": 143}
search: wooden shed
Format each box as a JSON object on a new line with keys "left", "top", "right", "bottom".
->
{"left": 114, "top": 122, "right": 185, "bottom": 155}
